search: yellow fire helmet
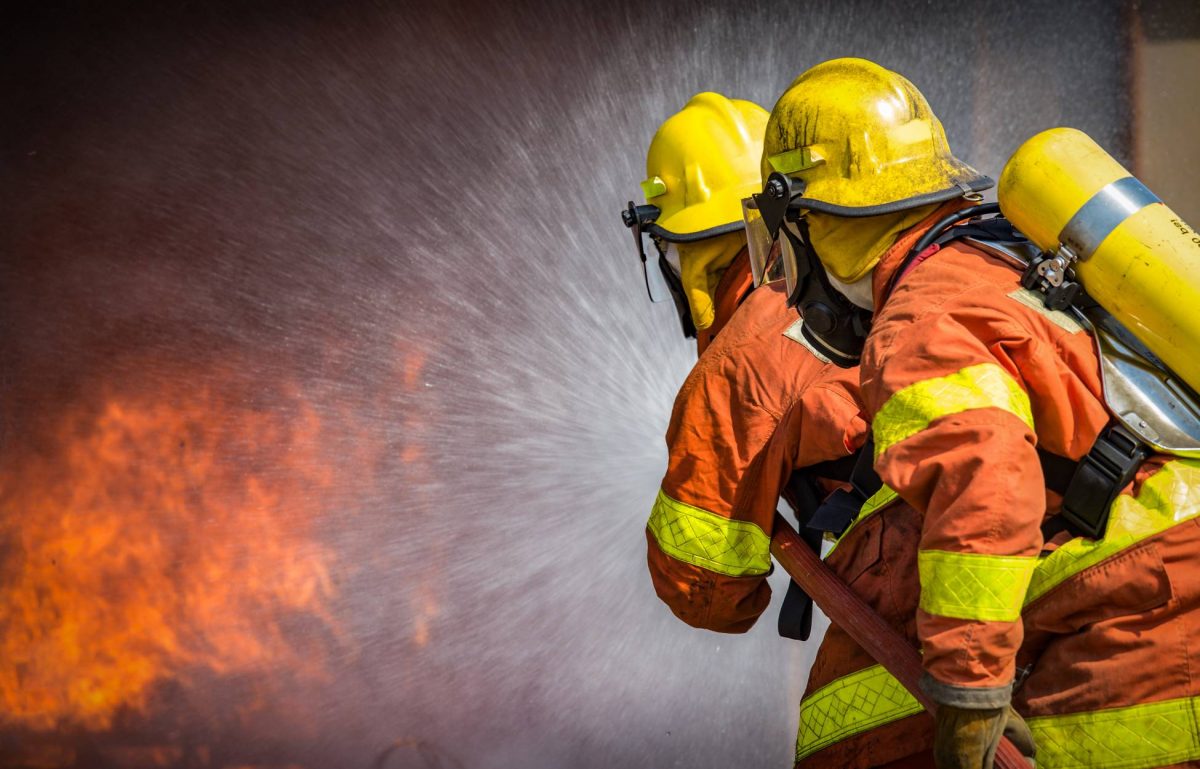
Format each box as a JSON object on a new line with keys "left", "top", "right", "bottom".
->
{"left": 761, "top": 58, "right": 992, "bottom": 218}
{"left": 642, "top": 92, "right": 768, "bottom": 241}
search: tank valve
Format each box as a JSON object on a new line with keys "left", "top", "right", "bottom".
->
{"left": 1036, "top": 245, "right": 1079, "bottom": 288}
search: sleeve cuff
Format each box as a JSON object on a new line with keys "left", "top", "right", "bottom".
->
{"left": 920, "top": 672, "right": 1012, "bottom": 710}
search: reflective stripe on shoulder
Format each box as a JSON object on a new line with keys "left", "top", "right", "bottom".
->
{"left": 1027, "top": 694, "right": 1200, "bottom": 769}
{"left": 646, "top": 489, "right": 771, "bottom": 577}
{"left": 873, "top": 362, "right": 1034, "bottom": 459}
{"left": 918, "top": 550, "right": 1036, "bottom": 622}
{"left": 1027, "top": 458, "right": 1200, "bottom": 605}
{"left": 795, "top": 663, "right": 923, "bottom": 761}
{"left": 1006, "top": 288, "right": 1086, "bottom": 334}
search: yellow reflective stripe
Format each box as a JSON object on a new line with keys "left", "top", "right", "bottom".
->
{"left": 768, "top": 146, "right": 824, "bottom": 174}
{"left": 640, "top": 175, "right": 667, "bottom": 199}
{"left": 861, "top": 484, "right": 900, "bottom": 519}
{"left": 824, "top": 484, "right": 900, "bottom": 559}
{"left": 795, "top": 663, "right": 923, "bottom": 761}
{"left": 1007, "top": 288, "right": 1086, "bottom": 334}
{"left": 1027, "top": 459, "right": 1200, "bottom": 605}
{"left": 918, "top": 550, "right": 1037, "bottom": 622}
{"left": 873, "top": 362, "right": 1034, "bottom": 459}
{"left": 1027, "top": 695, "right": 1200, "bottom": 769}
{"left": 646, "top": 489, "right": 771, "bottom": 577}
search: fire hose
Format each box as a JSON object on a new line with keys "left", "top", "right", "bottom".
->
{"left": 770, "top": 513, "right": 1029, "bottom": 769}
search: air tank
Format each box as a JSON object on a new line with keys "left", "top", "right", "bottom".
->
{"left": 999, "top": 127, "right": 1200, "bottom": 394}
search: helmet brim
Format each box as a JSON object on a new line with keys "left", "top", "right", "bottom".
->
{"left": 650, "top": 181, "right": 761, "bottom": 242}
{"left": 794, "top": 157, "right": 995, "bottom": 217}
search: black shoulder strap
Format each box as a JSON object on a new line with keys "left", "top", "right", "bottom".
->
{"left": 1039, "top": 424, "right": 1149, "bottom": 540}
{"left": 776, "top": 442, "right": 878, "bottom": 643}
{"left": 777, "top": 471, "right": 824, "bottom": 642}
{"left": 883, "top": 203, "right": 1001, "bottom": 301}
{"left": 932, "top": 215, "right": 1025, "bottom": 248}
{"left": 805, "top": 438, "right": 881, "bottom": 538}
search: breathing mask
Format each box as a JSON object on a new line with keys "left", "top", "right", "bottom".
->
{"left": 749, "top": 173, "right": 872, "bottom": 367}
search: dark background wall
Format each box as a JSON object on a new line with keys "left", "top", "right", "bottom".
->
{"left": 0, "top": 2, "right": 1147, "bottom": 768}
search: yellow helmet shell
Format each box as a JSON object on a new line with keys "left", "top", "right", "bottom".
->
{"left": 762, "top": 58, "right": 991, "bottom": 216}
{"left": 643, "top": 92, "right": 768, "bottom": 241}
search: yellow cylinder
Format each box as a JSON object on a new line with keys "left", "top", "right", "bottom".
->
{"left": 999, "top": 127, "right": 1200, "bottom": 394}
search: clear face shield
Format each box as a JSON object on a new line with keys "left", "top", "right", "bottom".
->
{"left": 741, "top": 197, "right": 785, "bottom": 287}
{"left": 620, "top": 201, "right": 697, "bottom": 339}
{"left": 750, "top": 173, "right": 872, "bottom": 368}
{"left": 622, "top": 201, "right": 672, "bottom": 303}
{"left": 779, "top": 218, "right": 810, "bottom": 299}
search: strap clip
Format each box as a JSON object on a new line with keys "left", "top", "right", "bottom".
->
{"left": 1059, "top": 423, "right": 1149, "bottom": 539}
{"left": 806, "top": 439, "right": 882, "bottom": 538}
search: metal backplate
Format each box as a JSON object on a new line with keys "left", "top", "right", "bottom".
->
{"left": 1076, "top": 305, "right": 1200, "bottom": 458}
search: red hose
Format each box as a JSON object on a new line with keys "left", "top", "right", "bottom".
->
{"left": 770, "top": 513, "right": 1029, "bottom": 769}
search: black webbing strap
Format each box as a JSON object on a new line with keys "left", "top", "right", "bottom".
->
{"left": 1037, "top": 446, "right": 1076, "bottom": 497}
{"left": 932, "top": 216, "right": 1024, "bottom": 249}
{"left": 1038, "top": 422, "right": 1150, "bottom": 540}
{"left": 777, "top": 472, "right": 824, "bottom": 642}
{"left": 806, "top": 438, "right": 882, "bottom": 538}
{"left": 805, "top": 452, "right": 861, "bottom": 484}
{"left": 776, "top": 444, "right": 876, "bottom": 642}
{"left": 1059, "top": 423, "right": 1150, "bottom": 540}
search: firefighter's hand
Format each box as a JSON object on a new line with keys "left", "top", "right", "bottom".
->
{"left": 933, "top": 704, "right": 1036, "bottom": 769}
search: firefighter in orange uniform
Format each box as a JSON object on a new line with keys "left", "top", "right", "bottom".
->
{"left": 622, "top": 92, "right": 767, "bottom": 355}
{"left": 755, "top": 57, "right": 1200, "bottom": 769}
{"left": 623, "top": 94, "right": 866, "bottom": 640}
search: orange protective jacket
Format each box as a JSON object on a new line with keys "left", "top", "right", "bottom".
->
{"left": 758, "top": 205, "right": 1200, "bottom": 769}
{"left": 853, "top": 209, "right": 1200, "bottom": 767}
{"left": 647, "top": 277, "right": 865, "bottom": 633}
{"left": 761, "top": 212, "right": 956, "bottom": 769}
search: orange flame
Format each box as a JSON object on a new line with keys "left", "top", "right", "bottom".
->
{"left": 0, "top": 378, "right": 341, "bottom": 731}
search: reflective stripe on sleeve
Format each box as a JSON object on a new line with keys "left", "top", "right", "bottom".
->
{"left": 918, "top": 550, "right": 1037, "bottom": 622}
{"left": 1027, "top": 458, "right": 1200, "bottom": 605}
{"left": 646, "top": 489, "right": 771, "bottom": 577}
{"left": 1027, "top": 695, "right": 1200, "bottom": 769}
{"left": 873, "top": 362, "right": 1034, "bottom": 459}
{"left": 795, "top": 663, "right": 923, "bottom": 761}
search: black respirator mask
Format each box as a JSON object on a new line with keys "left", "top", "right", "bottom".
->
{"left": 622, "top": 201, "right": 696, "bottom": 340}
{"left": 750, "top": 173, "right": 871, "bottom": 368}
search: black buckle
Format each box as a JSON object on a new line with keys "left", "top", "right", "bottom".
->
{"left": 806, "top": 489, "right": 862, "bottom": 538}
{"left": 1020, "top": 253, "right": 1082, "bottom": 311}
{"left": 805, "top": 440, "right": 882, "bottom": 538}
{"left": 1059, "top": 423, "right": 1149, "bottom": 540}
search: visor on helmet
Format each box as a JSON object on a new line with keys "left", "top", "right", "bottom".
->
{"left": 742, "top": 197, "right": 785, "bottom": 287}
{"left": 622, "top": 201, "right": 672, "bottom": 303}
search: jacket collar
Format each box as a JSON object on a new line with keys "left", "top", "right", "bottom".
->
{"left": 870, "top": 200, "right": 973, "bottom": 310}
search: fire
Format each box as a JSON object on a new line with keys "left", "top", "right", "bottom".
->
{"left": 0, "top": 375, "right": 340, "bottom": 731}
